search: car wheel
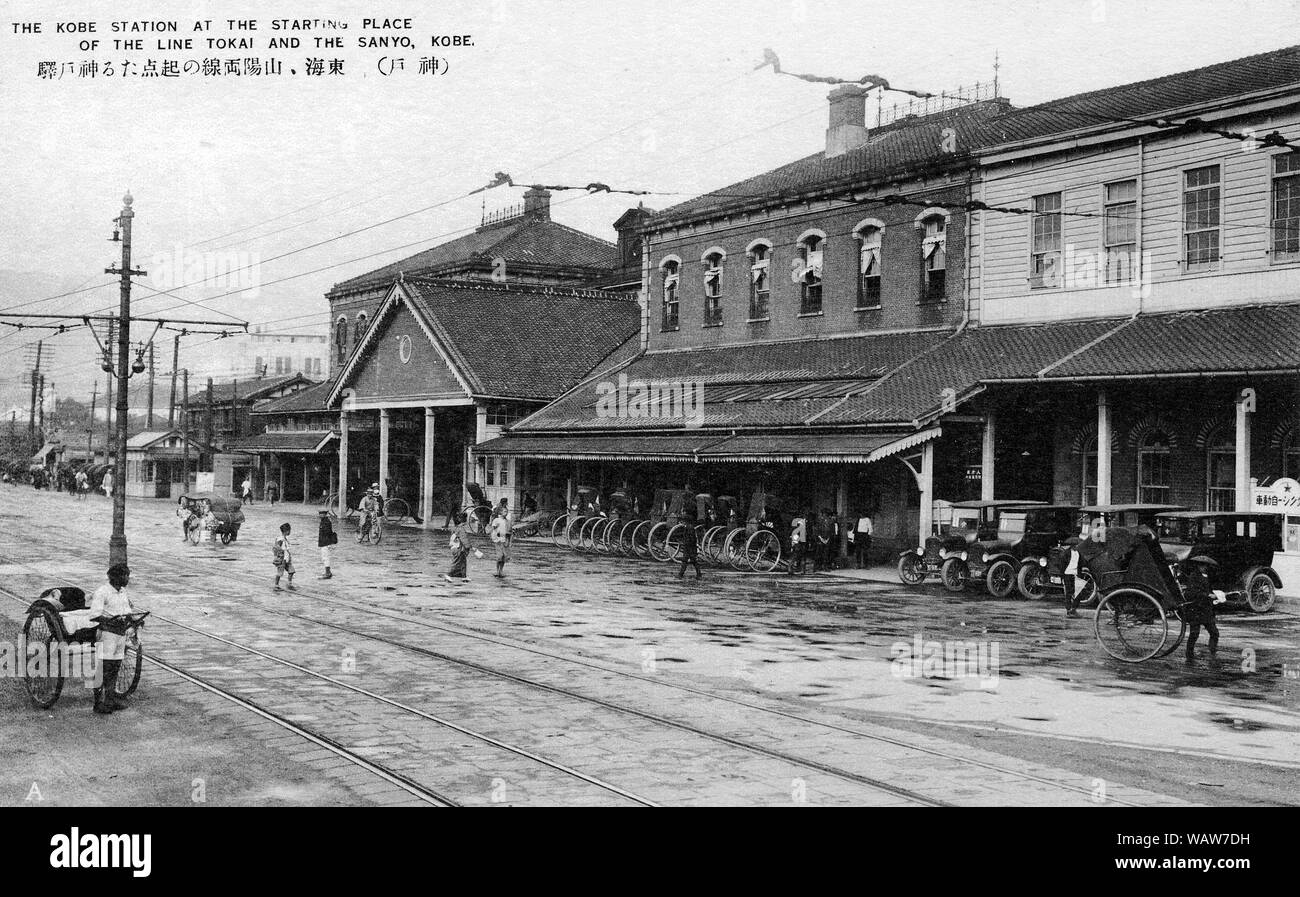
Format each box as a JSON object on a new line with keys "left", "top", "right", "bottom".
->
{"left": 1245, "top": 571, "right": 1277, "bottom": 614}
{"left": 1016, "top": 563, "right": 1047, "bottom": 600}
{"left": 897, "top": 553, "right": 925, "bottom": 585}
{"left": 940, "top": 557, "right": 969, "bottom": 592}
{"left": 985, "top": 560, "right": 1017, "bottom": 599}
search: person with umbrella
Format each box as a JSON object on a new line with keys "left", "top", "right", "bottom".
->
{"left": 1181, "top": 555, "right": 1226, "bottom": 662}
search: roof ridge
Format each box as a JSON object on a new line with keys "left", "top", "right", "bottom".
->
{"left": 404, "top": 275, "right": 633, "bottom": 302}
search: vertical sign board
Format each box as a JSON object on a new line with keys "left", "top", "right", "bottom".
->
{"left": 1250, "top": 477, "right": 1300, "bottom": 597}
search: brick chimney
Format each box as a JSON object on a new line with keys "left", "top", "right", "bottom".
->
{"left": 523, "top": 186, "right": 551, "bottom": 221}
{"left": 825, "top": 84, "right": 870, "bottom": 158}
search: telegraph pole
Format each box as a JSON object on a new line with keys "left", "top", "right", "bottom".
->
{"left": 103, "top": 319, "right": 115, "bottom": 458}
{"left": 27, "top": 340, "right": 42, "bottom": 451}
{"left": 181, "top": 369, "right": 190, "bottom": 489}
{"left": 88, "top": 382, "right": 97, "bottom": 461}
{"left": 105, "top": 192, "right": 146, "bottom": 567}
{"left": 147, "top": 341, "right": 156, "bottom": 428}
{"left": 167, "top": 333, "right": 180, "bottom": 428}
{"left": 36, "top": 374, "right": 45, "bottom": 439}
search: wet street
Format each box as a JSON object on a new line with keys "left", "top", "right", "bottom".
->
{"left": 2, "top": 487, "right": 1298, "bottom": 806}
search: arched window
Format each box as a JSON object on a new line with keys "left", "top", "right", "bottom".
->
{"left": 856, "top": 225, "right": 883, "bottom": 309}
{"left": 354, "top": 313, "right": 368, "bottom": 347}
{"left": 1206, "top": 428, "right": 1236, "bottom": 511}
{"left": 796, "top": 232, "right": 824, "bottom": 315}
{"left": 747, "top": 241, "right": 771, "bottom": 321}
{"left": 660, "top": 258, "right": 680, "bottom": 330}
{"left": 335, "top": 317, "right": 348, "bottom": 365}
{"left": 920, "top": 215, "right": 947, "bottom": 302}
{"left": 1284, "top": 427, "right": 1300, "bottom": 479}
{"left": 702, "top": 250, "right": 724, "bottom": 326}
{"left": 1137, "top": 429, "right": 1172, "bottom": 504}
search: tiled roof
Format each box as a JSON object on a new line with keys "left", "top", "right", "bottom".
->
{"left": 473, "top": 433, "right": 724, "bottom": 460}
{"left": 402, "top": 278, "right": 642, "bottom": 401}
{"left": 655, "top": 45, "right": 1300, "bottom": 229}
{"left": 510, "top": 329, "right": 952, "bottom": 432}
{"left": 988, "top": 44, "right": 1300, "bottom": 147}
{"left": 193, "top": 374, "right": 314, "bottom": 404}
{"left": 125, "top": 430, "right": 178, "bottom": 449}
{"left": 1044, "top": 303, "right": 1300, "bottom": 378}
{"left": 226, "top": 431, "right": 337, "bottom": 454}
{"left": 329, "top": 217, "right": 618, "bottom": 295}
{"left": 253, "top": 377, "right": 338, "bottom": 415}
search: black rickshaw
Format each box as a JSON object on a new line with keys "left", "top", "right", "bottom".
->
{"left": 181, "top": 492, "right": 245, "bottom": 544}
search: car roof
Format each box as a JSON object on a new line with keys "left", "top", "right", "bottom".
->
{"left": 999, "top": 504, "right": 1080, "bottom": 512}
{"left": 1080, "top": 504, "right": 1188, "bottom": 512}
{"left": 950, "top": 499, "right": 1046, "bottom": 508}
{"left": 1158, "top": 510, "right": 1278, "bottom": 519}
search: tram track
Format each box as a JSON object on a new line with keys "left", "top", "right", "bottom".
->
{"left": 1, "top": 531, "right": 1158, "bottom": 806}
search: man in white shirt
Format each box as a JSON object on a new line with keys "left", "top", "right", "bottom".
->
{"left": 490, "top": 505, "right": 513, "bottom": 578}
{"left": 89, "top": 564, "right": 136, "bottom": 714}
{"left": 854, "top": 514, "right": 874, "bottom": 568}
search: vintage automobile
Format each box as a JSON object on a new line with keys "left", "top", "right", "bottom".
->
{"left": 1043, "top": 504, "right": 1186, "bottom": 606}
{"left": 964, "top": 505, "right": 1082, "bottom": 599}
{"left": 1154, "top": 511, "right": 1284, "bottom": 613}
{"left": 896, "top": 499, "right": 1043, "bottom": 590}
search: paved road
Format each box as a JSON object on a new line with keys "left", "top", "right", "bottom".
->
{"left": 2, "top": 486, "right": 1296, "bottom": 805}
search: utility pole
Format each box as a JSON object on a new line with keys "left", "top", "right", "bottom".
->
{"left": 181, "top": 369, "right": 190, "bottom": 489}
{"left": 231, "top": 377, "right": 239, "bottom": 440}
{"left": 27, "top": 340, "right": 42, "bottom": 452}
{"left": 36, "top": 373, "right": 45, "bottom": 440}
{"left": 147, "top": 341, "right": 156, "bottom": 428}
{"left": 105, "top": 191, "right": 146, "bottom": 568}
{"left": 103, "top": 319, "right": 115, "bottom": 459}
{"left": 88, "top": 382, "right": 97, "bottom": 461}
{"left": 167, "top": 332, "right": 180, "bottom": 428}
{"left": 205, "top": 377, "right": 214, "bottom": 461}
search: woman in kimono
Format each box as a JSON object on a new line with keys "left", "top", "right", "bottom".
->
{"left": 444, "top": 511, "right": 471, "bottom": 582}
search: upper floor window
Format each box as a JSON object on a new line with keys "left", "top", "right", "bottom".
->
{"left": 1183, "top": 165, "right": 1221, "bottom": 268}
{"left": 1284, "top": 428, "right": 1300, "bottom": 480}
{"left": 1103, "top": 179, "right": 1138, "bottom": 283}
{"left": 796, "top": 233, "right": 823, "bottom": 315}
{"left": 1030, "top": 192, "right": 1062, "bottom": 289}
{"left": 920, "top": 217, "right": 946, "bottom": 303}
{"left": 747, "top": 241, "right": 771, "bottom": 320}
{"left": 702, "top": 249, "right": 724, "bottom": 327}
{"left": 334, "top": 317, "right": 348, "bottom": 365}
{"left": 660, "top": 258, "right": 680, "bottom": 331}
{"left": 354, "top": 313, "right": 369, "bottom": 347}
{"left": 1273, "top": 153, "right": 1300, "bottom": 260}
{"left": 856, "top": 225, "right": 883, "bottom": 309}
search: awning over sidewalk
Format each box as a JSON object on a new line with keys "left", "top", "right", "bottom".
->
{"left": 226, "top": 431, "right": 338, "bottom": 455}
{"left": 473, "top": 433, "right": 726, "bottom": 461}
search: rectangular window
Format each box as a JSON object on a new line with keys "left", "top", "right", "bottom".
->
{"left": 485, "top": 457, "right": 495, "bottom": 486}
{"left": 1029, "top": 193, "right": 1062, "bottom": 288}
{"left": 1183, "top": 165, "right": 1221, "bottom": 267}
{"left": 499, "top": 459, "right": 509, "bottom": 487}
{"left": 1273, "top": 153, "right": 1300, "bottom": 259}
{"left": 858, "top": 230, "right": 882, "bottom": 309}
{"left": 799, "top": 240, "right": 823, "bottom": 314}
{"left": 1103, "top": 179, "right": 1137, "bottom": 283}
{"left": 255, "top": 356, "right": 264, "bottom": 376}
{"left": 661, "top": 267, "right": 680, "bottom": 330}
{"left": 1138, "top": 452, "right": 1171, "bottom": 504}
{"left": 703, "top": 258, "right": 723, "bottom": 326}
{"left": 921, "top": 219, "right": 946, "bottom": 303}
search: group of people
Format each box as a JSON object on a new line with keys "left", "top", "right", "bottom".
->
{"left": 785, "top": 510, "right": 874, "bottom": 575}
{"left": 240, "top": 476, "right": 280, "bottom": 506}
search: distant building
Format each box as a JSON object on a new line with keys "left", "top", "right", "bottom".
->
{"left": 184, "top": 326, "right": 329, "bottom": 383}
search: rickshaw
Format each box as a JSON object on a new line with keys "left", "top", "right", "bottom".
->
{"left": 514, "top": 486, "right": 565, "bottom": 538}
{"left": 1087, "top": 525, "right": 1253, "bottom": 663}
{"left": 463, "top": 483, "right": 494, "bottom": 534}
{"left": 21, "top": 586, "right": 147, "bottom": 709}
{"left": 717, "top": 490, "right": 784, "bottom": 572}
{"left": 699, "top": 494, "right": 744, "bottom": 564}
{"left": 560, "top": 485, "right": 602, "bottom": 550}
{"left": 645, "top": 489, "right": 693, "bottom": 561}
{"left": 180, "top": 492, "right": 245, "bottom": 544}
{"left": 1044, "top": 504, "right": 1186, "bottom": 607}
{"left": 595, "top": 490, "right": 640, "bottom": 556}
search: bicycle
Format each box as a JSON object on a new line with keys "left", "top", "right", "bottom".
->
{"left": 356, "top": 511, "right": 383, "bottom": 544}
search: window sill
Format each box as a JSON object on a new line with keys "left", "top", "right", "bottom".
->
{"left": 659, "top": 327, "right": 680, "bottom": 333}
{"left": 917, "top": 299, "right": 948, "bottom": 307}
{"left": 701, "top": 322, "right": 724, "bottom": 329}
{"left": 1269, "top": 252, "right": 1300, "bottom": 265}
{"left": 1181, "top": 262, "right": 1220, "bottom": 275}
{"left": 746, "top": 317, "right": 771, "bottom": 324}
{"left": 797, "top": 311, "right": 824, "bottom": 318}
{"left": 854, "top": 304, "right": 881, "bottom": 313}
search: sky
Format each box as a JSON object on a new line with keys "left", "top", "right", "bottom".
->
{"left": 1, "top": 0, "right": 1297, "bottom": 415}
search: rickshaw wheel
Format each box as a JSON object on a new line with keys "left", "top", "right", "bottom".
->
{"left": 115, "top": 632, "right": 143, "bottom": 697}
{"left": 940, "top": 558, "right": 969, "bottom": 592}
{"left": 1093, "top": 587, "right": 1168, "bottom": 663}
{"left": 630, "top": 521, "right": 652, "bottom": 559}
{"left": 564, "top": 516, "right": 586, "bottom": 550}
{"left": 220, "top": 531, "right": 233, "bottom": 545}
{"left": 700, "top": 526, "right": 723, "bottom": 563}
{"left": 724, "top": 529, "right": 749, "bottom": 570}
{"left": 23, "top": 607, "right": 65, "bottom": 709}
{"left": 1075, "top": 570, "right": 1099, "bottom": 608}
{"left": 985, "top": 560, "right": 1017, "bottom": 599}
{"left": 1245, "top": 572, "right": 1277, "bottom": 614}
{"left": 186, "top": 524, "right": 200, "bottom": 545}
{"left": 744, "top": 530, "right": 781, "bottom": 573}
{"left": 897, "top": 553, "right": 925, "bottom": 585}
{"left": 646, "top": 522, "right": 670, "bottom": 561}
{"left": 664, "top": 524, "right": 687, "bottom": 562}
{"left": 550, "top": 514, "right": 569, "bottom": 548}
{"left": 1016, "top": 563, "right": 1047, "bottom": 599}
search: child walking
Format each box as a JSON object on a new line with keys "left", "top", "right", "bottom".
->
{"left": 273, "top": 523, "right": 296, "bottom": 591}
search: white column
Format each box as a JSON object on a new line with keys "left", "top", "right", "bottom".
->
{"left": 337, "top": 411, "right": 349, "bottom": 518}
{"left": 421, "top": 406, "right": 436, "bottom": 529}
{"left": 1235, "top": 389, "right": 1253, "bottom": 511}
{"left": 302, "top": 462, "right": 309, "bottom": 506}
{"left": 918, "top": 441, "right": 935, "bottom": 540}
{"left": 1096, "top": 389, "right": 1112, "bottom": 505}
{"left": 980, "top": 414, "right": 996, "bottom": 501}
{"left": 378, "top": 408, "right": 390, "bottom": 498}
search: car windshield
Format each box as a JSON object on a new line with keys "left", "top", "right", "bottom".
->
{"left": 950, "top": 511, "right": 980, "bottom": 532}
{"left": 997, "top": 512, "right": 1027, "bottom": 535}
{"left": 1157, "top": 517, "right": 1195, "bottom": 543}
